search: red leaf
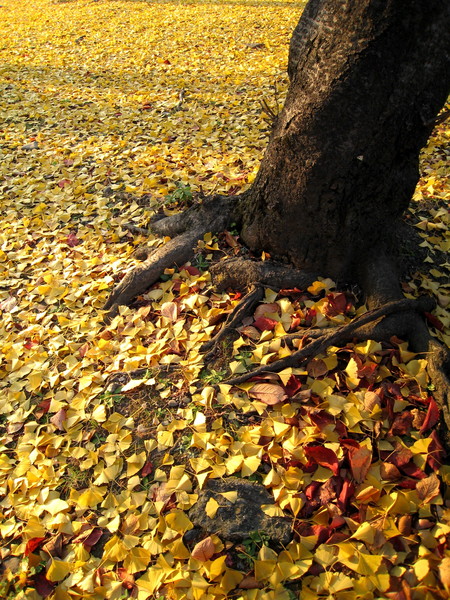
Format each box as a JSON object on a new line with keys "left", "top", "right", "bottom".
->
{"left": 304, "top": 445, "right": 339, "bottom": 476}
{"left": 399, "top": 462, "right": 426, "bottom": 479}
{"left": 305, "top": 481, "right": 321, "bottom": 500}
{"left": 33, "top": 573, "right": 55, "bottom": 598}
{"left": 389, "top": 447, "right": 413, "bottom": 469}
{"left": 57, "top": 178, "right": 71, "bottom": 189}
{"left": 35, "top": 398, "right": 51, "bottom": 419}
{"left": 310, "top": 411, "right": 347, "bottom": 437}
{"left": 117, "top": 567, "right": 135, "bottom": 590}
{"left": 420, "top": 397, "right": 440, "bottom": 433}
{"left": 304, "top": 308, "right": 316, "bottom": 327}
{"left": 427, "top": 430, "right": 445, "bottom": 471}
{"left": 340, "top": 438, "right": 360, "bottom": 453}
{"left": 141, "top": 460, "right": 153, "bottom": 477}
{"left": 337, "top": 479, "right": 355, "bottom": 511}
{"left": 324, "top": 292, "right": 348, "bottom": 317}
{"left": 253, "top": 316, "right": 278, "bottom": 331}
{"left": 66, "top": 232, "right": 80, "bottom": 247}
{"left": 184, "top": 265, "right": 201, "bottom": 276}
{"left": 424, "top": 312, "right": 444, "bottom": 331}
{"left": 283, "top": 375, "right": 303, "bottom": 397}
{"left": 82, "top": 528, "right": 103, "bottom": 549}
{"left": 389, "top": 411, "right": 414, "bottom": 436}
{"left": 25, "top": 537, "right": 46, "bottom": 556}
{"left": 254, "top": 303, "right": 280, "bottom": 320}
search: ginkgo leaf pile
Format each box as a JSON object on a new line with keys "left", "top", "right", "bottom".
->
{"left": 1, "top": 1, "right": 449, "bottom": 599}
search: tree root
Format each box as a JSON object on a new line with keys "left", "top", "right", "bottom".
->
{"left": 105, "top": 209, "right": 450, "bottom": 448}
{"left": 210, "top": 257, "right": 318, "bottom": 292}
{"left": 199, "top": 258, "right": 319, "bottom": 361}
{"left": 103, "top": 195, "right": 236, "bottom": 318}
{"left": 201, "top": 285, "right": 265, "bottom": 361}
{"left": 223, "top": 295, "right": 435, "bottom": 386}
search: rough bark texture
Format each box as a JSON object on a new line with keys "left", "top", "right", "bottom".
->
{"left": 238, "top": 0, "right": 450, "bottom": 280}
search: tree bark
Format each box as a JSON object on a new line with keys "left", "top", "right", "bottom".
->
{"left": 237, "top": 0, "right": 450, "bottom": 281}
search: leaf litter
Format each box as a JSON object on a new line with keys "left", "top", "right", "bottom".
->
{"left": 0, "top": 1, "right": 449, "bottom": 599}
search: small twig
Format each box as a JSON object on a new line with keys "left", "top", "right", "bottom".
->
{"left": 260, "top": 98, "right": 278, "bottom": 124}
{"left": 173, "top": 89, "right": 185, "bottom": 111}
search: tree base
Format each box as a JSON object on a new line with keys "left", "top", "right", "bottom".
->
{"left": 103, "top": 198, "right": 450, "bottom": 449}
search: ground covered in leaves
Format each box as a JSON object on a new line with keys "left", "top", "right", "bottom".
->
{"left": 1, "top": 1, "right": 450, "bottom": 599}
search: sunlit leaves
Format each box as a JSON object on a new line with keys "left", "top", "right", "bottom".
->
{"left": 0, "top": 1, "right": 449, "bottom": 599}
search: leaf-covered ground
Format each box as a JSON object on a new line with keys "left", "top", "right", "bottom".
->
{"left": 1, "top": 1, "right": 449, "bottom": 599}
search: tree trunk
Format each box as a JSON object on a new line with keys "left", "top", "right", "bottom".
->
{"left": 238, "top": 0, "right": 450, "bottom": 281}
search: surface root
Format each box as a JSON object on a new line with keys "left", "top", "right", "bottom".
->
{"left": 103, "top": 195, "right": 236, "bottom": 318}
{"left": 224, "top": 296, "right": 435, "bottom": 387}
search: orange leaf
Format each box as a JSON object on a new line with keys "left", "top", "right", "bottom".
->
{"left": 349, "top": 447, "right": 372, "bottom": 483}
{"left": 191, "top": 536, "right": 215, "bottom": 561}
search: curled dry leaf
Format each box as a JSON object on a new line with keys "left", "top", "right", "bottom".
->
{"left": 364, "top": 391, "right": 380, "bottom": 412}
{"left": 249, "top": 383, "right": 287, "bottom": 405}
{"left": 191, "top": 536, "right": 215, "bottom": 561}
{"left": 397, "top": 515, "right": 412, "bottom": 536}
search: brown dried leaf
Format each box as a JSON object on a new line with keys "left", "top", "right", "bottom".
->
{"left": 364, "top": 391, "right": 380, "bottom": 412}
{"left": 349, "top": 447, "right": 372, "bottom": 483}
{"left": 238, "top": 325, "right": 261, "bottom": 340}
{"left": 438, "top": 556, "right": 450, "bottom": 589}
{"left": 238, "top": 575, "right": 262, "bottom": 589}
{"left": 249, "top": 383, "right": 287, "bottom": 405}
{"left": 42, "top": 534, "right": 64, "bottom": 558}
{"left": 50, "top": 409, "right": 67, "bottom": 431}
{"left": 380, "top": 462, "right": 401, "bottom": 481}
{"left": 416, "top": 473, "right": 440, "bottom": 504}
{"left": 191, "top": 536, "right": 215, "bottom": 561}
{"left": 307, "top": 358, "right": 328, "bottom": 378}
{"left": 161, "top": 301, "right": 179, "bottom": 322}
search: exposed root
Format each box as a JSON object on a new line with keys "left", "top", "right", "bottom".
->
{"left": 223, "top": 296, "right": 436, "bottom": 387}
{"left": 210, "top": 257, "right": 318, "bottom": 292}
{"left": 201, "top": 285, "right": 265, "bottom": 361}
{"left": 103, "top": 195, "right": 236, "bottom": 318}
{"left": 104, "top": 228, "right": 203, "bottom": 318}
{"left": 199, "top": 259, "right": 318, "bottom": 360}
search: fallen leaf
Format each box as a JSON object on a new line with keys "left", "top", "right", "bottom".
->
{"left": 420, "top": 397, "right": 440, "bottom": 433}
{"left": 161, "top": 300, "right": 179, "bottom": 321}
{"left": 253, "top": 316, "right": 278, "bottom": 331}
{"left": 191, "top": 536, "right": 215, "bottom": 561}
{"left": 50, "top": 409, "right": 67, "bottom": 431}
{"left": 249, "top": 383, "right": 287, "bottom": 405}
{"left": 304, "top": 445, "right": 339, "bottom": 476}
{"left": 349, "top": 447, "right": 372, "bottom": 483}
{"left": 416, "top": 473, "right": 440, "bottom": 504}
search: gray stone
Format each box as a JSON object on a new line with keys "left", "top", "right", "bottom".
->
{"left": 188, "top": 478, "right": 292, "bottom": 545}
